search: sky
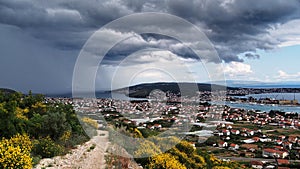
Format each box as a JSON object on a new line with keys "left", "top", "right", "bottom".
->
{"left": 1, "top": 0, "right": 300, "bottom": 93}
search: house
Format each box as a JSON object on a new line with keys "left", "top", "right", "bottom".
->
{"left": 242, "top": 139, "right": 255, "bottom": 144}
{"left": 226, "top": 124, "right": 233, "bottom": 129}
{"left": 277, "top": 167, "right": 290, "bottom": 169}
{"left": 288, "top": 136, "right": 298, "bottom": 143}
{"left": 279, "top": 135, "right": 286, "bottom": 140}
{"left": 153, "top": 124, "right": 162, "bottom": 129}
{"left": 245, "top": 152, "right": 255, "bottom": 157}
{"left": 265, "top": 165, "right": 276, "bottom": 169}
{"left": 247, "top": 130, "right": 255, "bottom": 136}
{"left": 297, "top": 139, "right": 300, "bottom": 146}
{"left": 260, "top": 138, "right": 272, "bottom": 142}
{"left": 276, "top": 139, "right": 283, "bottom": 145}
{"left": 229, "top": 143, "right": 239, "bottom": 150}
{"left": 282, "top": 142, "right": 292, "bottom": 150}
{"left": 215, "top": 132, "right": 223, "bottom": 136}
{"left": 222, "top": 129, "right": 230, "bottom": 136}
{"left": 251, "top": 161, "right": 263, "bottom": 169}
{"left": 149, "top": 124, "right": 161, "bottom": 130}
{"left": 274, "top": 146, "right": 284, "bottom": 150}
{"left": 252, "top": 137, "right": 260, "bottom": 142}
{"left": 242, "top": 128, "right": 254, "bottom": 136}
{"left": 263, "top": 148, "right": 289, "bottom": 158}
{"left": 225, "top": 136, "right": 231, "bottom": 140}
{"left": 123, "top": 119, "right": 132, "bottom": 124}
{"left": 241, "top": 132, "right": 248, "bottom": 137}
{"left": 231, "top": 129, "right": 240, "bottom": 135}
{"left": 241, "top": 144, "right": 259, "bottom": 152}
{"left": 220, "top": 123, "right": 226, "bottom": 128}
{"left": 277, "top": 159, "right": 290, "bottom": 165}
{"left": 218, "top": 141, "right": 228, "bottom": 148}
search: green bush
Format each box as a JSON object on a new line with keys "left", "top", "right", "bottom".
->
{"left": 33, "top": 136, "right": 64, "bottom": 158}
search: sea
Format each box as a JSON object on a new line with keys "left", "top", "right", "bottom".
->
{"left": 228, "top": 93, "right": 300, "bottom": 113}
{"left": 239, "top": 92, "right": 300, "bottom": 101}
{"left": 96, "top": 92, "right": 300, "bottom": 113}
{"left": 96, "top": 92, "right": 147, "bottom": 101}
{"left": 223, "top": 101, "right": 300, "bottom": 113}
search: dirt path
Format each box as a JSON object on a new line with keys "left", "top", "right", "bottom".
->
{"left": 34, "top": 130, "right": 110, "bottom": 169}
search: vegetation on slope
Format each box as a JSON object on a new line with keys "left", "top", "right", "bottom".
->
{"left": 107, "top": 123, "right": 250, "bottom": 169}
{"left": 0, "top": 91, "right": 88, "bottom": 168}
{"left": 133, "top": 136, "right": 250, "bottom": 169}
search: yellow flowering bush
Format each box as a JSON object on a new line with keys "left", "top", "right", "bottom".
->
{"left": 82, "top": 117, "right": 98, "bottom": 129}
{"left": 210, "top": 154, "right": 222, "bottom": 165}
{"left": 175, "top": 140, "right": 195, "bottom": 154}
{"left": 147, "top": 153, "right": 186, "bottom": 169}
{"left": 134, "top": 140, "right": 162, "bottom": 158}
{"left": 212, "top": 166, "right": 232, "bottom": 169}
{"left": 133, "top": 128, "right": 143, "bottom": 138}
{"left": 31, "top": 102, "right": 46, "bottom": 109}
{"left": 168, "top": 147, "right": 206, "bottom": 169}
{"left": 15, "top": 107, "right": 29, "bottom": 120}
{"left": 150, "top": 136, "right": 181, "bottom": 151}
{"left": 59, "top": 131, "right": 71, "bottom": 142}
{"left": 0, "top": 134, "right": 32, "bottom": 169}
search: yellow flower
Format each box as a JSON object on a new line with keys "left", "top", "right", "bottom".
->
{"left": 0, "top": 134, "right": 32, "bottom": 169}
{"left": 82, "top": 117, "right": 98, "bottom": 129}
{"left": 147, "top": 153, "right": 186, "bottom": 169}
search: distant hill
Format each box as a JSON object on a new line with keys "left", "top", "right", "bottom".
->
{"left": 0, "top": 88, "right": 17, "bottom": 94}
{"left": 47, "top": 82, "right": 234, "bottom": 98}
{"left": 114, "top": 82, "right": 238, "bottom": 98}
{"left": 44, "top": 81, "right": 300, "bottom": 98}
{"left": 214, "top": 80, "right": 300, "bottom": 88}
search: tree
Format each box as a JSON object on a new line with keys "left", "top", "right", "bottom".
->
{"left": 41, "top": 111, "right": 71, "bottom": 140}
{"left": 205, "top": 136, "right": 220, "bottom": 146}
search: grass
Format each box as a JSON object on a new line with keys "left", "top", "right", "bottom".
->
{"left": 232, "top": 123, "right": 259, "bottom": 130}
{"left": 267, "top": 128, "right": 300, "bottom": 136}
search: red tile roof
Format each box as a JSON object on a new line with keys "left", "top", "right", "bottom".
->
{"left": 277, "top": 159, "right": 290, "bottom": 165}
{"left": 250, "top": 161, "right": 263, "bottom": 166}
{"left": 263, "top": 148, "right": 287, "bottom": 155}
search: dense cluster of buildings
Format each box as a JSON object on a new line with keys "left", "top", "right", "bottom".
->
{"left": 214, "top": 107, "right": 300, "bottom": 168}
{"left": 45, "top": 92, "right": 300, "bottom": 168}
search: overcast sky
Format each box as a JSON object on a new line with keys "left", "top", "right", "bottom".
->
{"left": 1, "top": 0, "right": 300, "bottom": 93}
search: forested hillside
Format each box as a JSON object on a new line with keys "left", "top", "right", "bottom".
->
{"left": 0, "top": 91, "right": 88, "bottom": 168}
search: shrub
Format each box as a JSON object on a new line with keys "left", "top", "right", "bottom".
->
{"left": 32, "top": 136, "right": 64, "bottom": 158}
{"left": 147, "top": 153, "right": 186, "bottom": 169}
{"left": 0, "top": 134, "right": 32, "bottom": 169}
{"left": 82, "top": 117, "right": 98, "bottom": 129}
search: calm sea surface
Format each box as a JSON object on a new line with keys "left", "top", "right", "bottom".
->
{"left": 97, "top": 92, "right": 300, "bottom": 113}
{"left": 96, "top": 92, "right": 147, "bottom": 100}
{"left": 229, "top": 93, "right": 300, "bottom": 112}
{"left": 223, "top": 101, "right": 300, "bottom": 113}
{"left": 245, "top": 92, "right": 300, "bottom": 101}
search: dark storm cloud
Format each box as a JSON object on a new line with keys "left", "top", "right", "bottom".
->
{"left": 164, "top": 0, "right": 300, "bottom": 62}
{"left": 101, "top": 33, "right": 199, "bottom": 65}
{"left": 0, "top": 24, "right": 77, "bottom": 93}
{"left": 1, "top": 0, "right": 299, "bottom": 60}
{"left": 1, "top": 0, "right": 300, "bottom": 92}
{"left": 244, "top": 53, "right": 260, "bottom": 59}
{"left": 0, "top": 0, "right": 132, "bottom": 50}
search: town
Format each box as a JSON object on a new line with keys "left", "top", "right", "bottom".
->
{"left": 46, "top": 92, "right": 300, "bottom": 169}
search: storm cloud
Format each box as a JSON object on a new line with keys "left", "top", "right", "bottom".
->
{"left": 1, "top": 0, "right": 300, "bottom": 92}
